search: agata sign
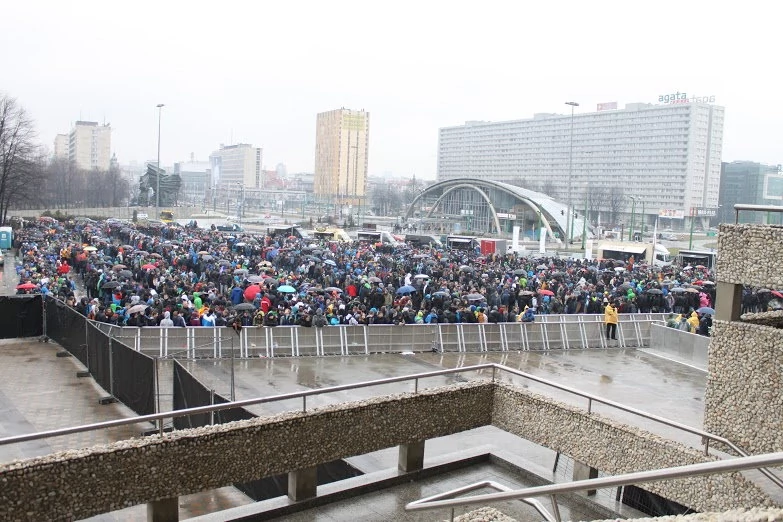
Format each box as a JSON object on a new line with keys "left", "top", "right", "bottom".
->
{"left": 658, "top": 92, "right": 716, "bottom": 104}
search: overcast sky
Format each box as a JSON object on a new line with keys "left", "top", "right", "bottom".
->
{"left": 2, "top": 1, "right": 779, "bottom": 178}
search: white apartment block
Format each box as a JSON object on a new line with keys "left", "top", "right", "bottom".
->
{"left": 438, "top": 102, "right": 725, "bottom": 225}
{"left": 314, "top": 108, "right": 370, "bottom": 204}
{"left": 209, "top": 144, "right": 262, "bottom": 190}
{"left": 67, "top": 121, "right": 112, "bottom": 171}
{"left": 53, "top": 134, "right": 69, "bottom": 160}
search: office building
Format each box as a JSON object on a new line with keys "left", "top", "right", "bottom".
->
{"left": 437, "top": 102, "right": 724, "bottom": 228}
{"left": 314, "top": 108, "right": 370, "bottom": 205}
{"left": 718, "top": 161, "right": 783, "bottom": 224}
{"left": 209, "top": 144, "right": 262, "bottom": 190}
{"left": 53, "top": 134, "right": 69, "bottom": 160}
{"left": 66, "top": 121, "right": 112, "bottom": 171}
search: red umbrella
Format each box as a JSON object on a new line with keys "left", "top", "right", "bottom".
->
{"left": 17, "top": 283, "right": 37, "bottom": 290}
{"left": 771, "top": 291, "right": 783, "bottom": 299}
{"left": 142, "top": 263, "right": 157, "bottom": 270}
{"left": 244, "top": 285, "right": 262, "bottom": 301}
{"left": 538, "top": 289, "right": 554, "bottom": 296}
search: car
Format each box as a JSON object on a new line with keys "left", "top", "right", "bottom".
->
{"left": 663, "top": 233, "right": 681, "bottom": 241}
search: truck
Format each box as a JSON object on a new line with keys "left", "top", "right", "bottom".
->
{"left": 313, "top": 227, "right": 351, "bottom": 242}
{"left": 266, "top": 224, "right": 310, "bottom": 239}
{"left": 676, "top": 249, "right": 717, "bottom": 269}
{"left": 357, "top": 230, "right": 400, "bottom": 246}
{"left": 595, "top": 241, "right": 672, "bottom": 267}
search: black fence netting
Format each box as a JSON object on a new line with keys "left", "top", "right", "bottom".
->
{"left": 44, "top": 296, "right": 87, "bottom": 365}
{"left": 86, "top": 323, "right": 112, "bottom": 392}
{"left": 0, "top": 295, "right": 43, "bottom": 338}
{"left": 213, "top": 393, "right": 257, "bottom": 424}
{"left": 172, "top": 360, "right": 214, "bottom": 430}
{"left": 111, "top": 337, "right": 156, "bottom": 416}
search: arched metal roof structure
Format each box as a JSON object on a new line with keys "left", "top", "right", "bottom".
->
{"left": 404, "top": 178, "right": 591, "bottom": 243}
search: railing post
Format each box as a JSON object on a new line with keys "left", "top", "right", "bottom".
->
{"left": 414, "top": 378, "right": 419, "bottom": 393}
{"left": 302, "top": 395, "right": 307, "bottom": 413}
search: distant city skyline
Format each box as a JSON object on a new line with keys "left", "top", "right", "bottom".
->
{"left": 2, "top": 2, "right": 780, "bottom": 178}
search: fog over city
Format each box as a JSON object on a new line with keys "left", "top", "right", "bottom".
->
{"left": 1, "top": 1, "right": 779, "bottom": 177}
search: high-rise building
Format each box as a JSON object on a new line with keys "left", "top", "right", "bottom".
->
{"left": 314, "top": 108, "right": 370, "bottom": 205}
{"left": 718, "top": 161, "right": 783, "bottom": 224}
{"left": 68, "top": 121, "right": 112, "bottom": 171}
{"left": 209, "top": 144, "right": 262, "bottom": 190}
{"left": 53, "top": 134, "right": 69, "bottom": 160}
{"left": 437, "top": 102, "right": 724, "bottom": 228}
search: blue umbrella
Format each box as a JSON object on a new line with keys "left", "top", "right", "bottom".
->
{"left": 697, "top": 306, "right": 715, "bottom": 315}
{"left": 396, "top": 285, "right": 416, "bottom": 295}
{"left": 323, "top": 259, "right": 337, "bottom": 266}
{"left": 277, "top": 285, "right": 296, "bottom": 293}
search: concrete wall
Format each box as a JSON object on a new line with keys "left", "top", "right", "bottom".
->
{"left": 492, "top": 383, "right": 770, "bottom": 513}
{"left": 716, "top": 224, "right": 783, "bottom": 287}
{"left": 647, "top": 323, "right": 710, "bottom": 370}
{"left": 0, "top": 381, "right": 771, "bottom": 521}
{"left": 704, "top": 223, "right": 783, "bottom": 455}
{"left": 704, "top": 321, "right": 783, "bottom": 454}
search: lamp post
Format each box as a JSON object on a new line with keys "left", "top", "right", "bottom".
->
{"left": 155, "top": 104, "right": 164, "bottom": 214}
{"left": 581, "top": 190, "right": 589, "bottom": 250}
{"left": 689, "top": 207, "right": 696, "bottom": 250}
{"left": 640, "top": 199, "right": 645, "bottom": 238}
{"left": 628, "top": 196, "right": 636, "bottom": 241}
{"left": 565, "top": 101, "right": 579, "bottom": 246}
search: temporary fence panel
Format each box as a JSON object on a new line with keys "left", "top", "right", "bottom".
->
{"left": 110, "top": 334, "right": 156, "bottom": 416}
{"left": 44, "top": 297, "right": 88, "bottom": 365}
{"left": 172, "top": 360, "right": 214, "bottom": 430}
{"left": 86, "top": 322, "right": 112, "bottom": 393}
{"left": 0, "top": 295, "right": 43, "bottom": 338}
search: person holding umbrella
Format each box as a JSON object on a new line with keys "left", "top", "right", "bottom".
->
{"left": 604, "top": 299, "right": 619, "bottom": 341}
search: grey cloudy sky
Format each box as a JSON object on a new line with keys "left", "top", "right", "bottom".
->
{"left": 2, "top": 1, "right": 778, "bottom": 178}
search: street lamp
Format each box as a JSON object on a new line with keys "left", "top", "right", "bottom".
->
{"left": 565, "top": 101, "right": 579, "bottom": 246}
{"left": 628, "top": 196, "right": 636, "bottom": 241}
{"left": 155, "top": 103, "right": 165, "bottom": 214}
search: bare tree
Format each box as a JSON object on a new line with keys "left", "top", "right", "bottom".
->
{"left": 586, "top": 182, "right": 611, "bottom": 222}
{"left": 0, "top": 95, "right": 39, "bottom": 223}
{"left": 607, "top": 184, "right": 626, "bottom": 225}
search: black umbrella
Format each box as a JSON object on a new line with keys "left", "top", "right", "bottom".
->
{"left": 118, "top": 270, "right": 133, "bottom": 279}
{"left": 368, "top": 276, "right": 382, "bottom": 283}
{"left": 465, "top": 293, "right": 484, "bottom": 301}
{"left": 101, "top": 281, "right": 120, "bottom": 289}
{"left": 645, "top": 288, "right": 663, "bottom": 294}
{"left": 512, "top": 269, "right": 526, "bottom": 276}
{"left": 459, "top": 265, "right": 474, "bottom": 273}
{"left": 233, "top": 303, "right": 256, "bottom": 312}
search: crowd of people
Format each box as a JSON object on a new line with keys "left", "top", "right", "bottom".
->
{"left": 12, "top": 215, "right": 773, "bottom": 337}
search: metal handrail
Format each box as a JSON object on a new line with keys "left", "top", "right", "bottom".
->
{"left": 1, "top": 362, "right": 780, "bottom": 490}
{"left": 406, "top": 451, "right": 783, "bottom": 515}
{"left": 422, "top": 480, "right": 557, "bottom": 522}
{"left": 734, "top": 203, "right": 783, "bottom": 223}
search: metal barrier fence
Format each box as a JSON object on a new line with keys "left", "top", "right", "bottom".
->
{"left": 92, "top": 314, "right": 667, "bottom": 359}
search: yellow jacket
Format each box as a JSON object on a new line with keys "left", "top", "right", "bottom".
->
{"left": 687, "top": 312, "right": 699, "bottom": 333}
{"left": 604, "top": 305, "right": 618, "bottom": 325}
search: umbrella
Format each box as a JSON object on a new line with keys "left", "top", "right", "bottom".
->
{"left": 219, "top": 260, "right": 232, "bottom": 266}
{"left": 198, "top": 251, "right": 210, "bottom": 255}
{"left": 323, "top": 259, "right": 337, "bottom": 266}
{"left": 234, "top": 268, "right": 249, "bottom": 275}
{"left": 368, "top": 276, "right": 382, "bottom": 283}
{"left": 128, "top": 304, "right": 149, "bottom": 314}
{"left": 465, "top": 293, "right": 485, "bottom": 301}
{"left": 16, "top": 283, "right": 37, "bottom": 290}
{"left": 695, "top": 265, "right": 706, "bottom": 269}
{"left": 112, "top": 264, "right": 127, "bottom": 271}
{"left": 772, "top": 291, "right": 783, "bottom": 299}
{"left": 83, "top": 246, "right": 97, "bottom": 252}
{"left": 244, "top": 285, "right": 262, "bottom": 301}
{"left": 538, "top": 289, "right": 554, "bottom": 296}
{"left": 121, "top": 245, "right": 134, "bottom": 250}
{"left": 757, "top": 288, "right": 771, "bottom": 293}
{"left": 614, "top": 267, "right": 626, "bottom": 273}
{"left": 670, "top": 287, "right": 686, "bottom": 293}
{"left": 702, "top": 280, "right": 715, "bottom": 286}
{"left": 142, "top": 263, "right": 157, "bottom": 270}
{"left": 685, "top": 288, "right": 700, "bottom": 293}
{"left": 118, "top": 270, "right": 133, "bottom": 279}
{"left": 396, "top": 285, "right": 416, "bottom": 295}
{"left": 148, "top": 253, "right": 162, "bottom": 259}
{"left": 134, "top": 250, "right": 150, "bottom": 256}
{"left": 536, "top": 264, "right": 548, "bottom": 270}
{"left": 201, "top": 254, "right": 214, "bottom": 262}
{"left": 233, "top": 303, "right": 256, "bottom": 312}
{"left": 247, "top": 275, "right": 264, "bottom": 283}
{"left": 645, "top": 288, "right": 663, "bottom": 295}
{"left": 431, "top": 291, "right": 450, "bottom": 297}
{"left": 459, "top": 265, "right": 474, "bottom": 273}
{"left": 414, "top": 274, "right": 430, "bottom": 280}
{"left": 697, "top": 307, "right": 715, "bottom": 315}
{"left": 619, "top": 283, "right": 632, "bottom": 291}
{"left": 277, "top": 285, "right": 296, "bottom": 293}
{"left": 325, "top": 286, "right": 343, "bottom": 293}
{"left": 512, "top": 269, "right": 526, "bottom": 276}
{"left": 101, "top": 281, "right": 121, "bottom": 289}
{"left": 519, "top": 290, "right": 535, "bottom": 296}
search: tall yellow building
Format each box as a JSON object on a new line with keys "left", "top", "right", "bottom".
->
{"left": 314, "top": 108, "right": 370, "bottom": 206}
